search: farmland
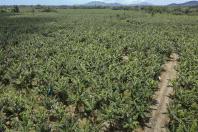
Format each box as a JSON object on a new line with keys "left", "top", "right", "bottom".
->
{"left": 0, "top": 8, "right": 198, "bottom": 131}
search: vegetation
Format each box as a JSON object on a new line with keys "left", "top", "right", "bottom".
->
{"left": 112, "top": 6, "right": 198, "bottom": 15}
{"left": 2, "top": 5, "right": 198, "bottom": 15}
{"left": 168, "top": 25, "right": 198, "bottom": 131}
{"left": 0, "top": 9, "right": 7, "bottom": 13}
{"left": 0, "top": 8, "right": 197, "bottom": 131}
{"left": 141, "top": 6, "right": 198, "bottom": 15}
{"left": 41, "top": 7, "right": 57, "bottom": 12}
{"left": 12, "top": 6, "right": 20, "bottom": 13}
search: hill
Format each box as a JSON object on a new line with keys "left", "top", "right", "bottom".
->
{"left": 84, "top": 1, "right": 123, "bottom": 7}
{"left": 83, "top": 1, "right": 153, "bottom": 7}
{"left": 169, "top": 1, "right": 198, "bottom": 6}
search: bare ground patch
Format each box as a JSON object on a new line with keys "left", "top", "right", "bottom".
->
{"left": 144, "top": 53, "right": 179, "bottom": 132}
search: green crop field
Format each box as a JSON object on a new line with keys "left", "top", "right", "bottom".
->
{"left": 0, "top": 8, "right": 197, "bottom": 131}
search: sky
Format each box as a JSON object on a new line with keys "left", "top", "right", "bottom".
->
{"left": 0, "top": 0, "right": 196, "bottom": 5}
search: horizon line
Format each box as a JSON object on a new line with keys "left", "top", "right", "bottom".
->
{"left": 0, "top": 0, "right": 197, "bottom": 6}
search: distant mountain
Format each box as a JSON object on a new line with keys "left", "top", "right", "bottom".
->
{"left": 138, "top": 2, "right": 153, "bottom": 6}
{"left": 84, "top": 1, "right": 123, "bottom": 7}
{"left": 128, "top": 2, "right": 153, "bottom": 6}
{"left": 169, "top": 3, "right": 178, "bottom": 6}
{"left": 169, "top": 1, "right": 198, "bottom": 6}
{"left": 83, "top": 1, "right": 154, "bottom": 7}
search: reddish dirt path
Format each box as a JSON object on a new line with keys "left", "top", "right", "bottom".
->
{"left": 144, "top": 53, "right": 179, "bottom": 132}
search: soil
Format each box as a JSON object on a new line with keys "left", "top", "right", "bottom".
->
{"left": 144, "top": 53, "right": 179, "bottom": 132}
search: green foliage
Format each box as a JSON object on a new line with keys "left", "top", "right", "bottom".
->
{"left": 0, "top": 8, "right": 197, "bottom": 131}
{"left": 169, "top": 33, "right": 198, "bottom": 131}
{"left": 0, "top": 9, "right": 7, "bottom": 13}
{"left": 31, "top": 8, "right": 35, "bottom": 14}
{"left": 12, "top": 6, "right": 20, "bottom": 13}
{"left": 112, "top": 6, "right": 198, "bottom": 15}
{"left": 41, "top": 7, "right": 57, "bottom": 12}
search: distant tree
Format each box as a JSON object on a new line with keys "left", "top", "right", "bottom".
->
{"left": 31, "top": 8, "right": 35, "bottom": 16}
{"left": 184, "top": 8, "right": 191, "bottom": 14}
{"left": 0, "top": 9, "right": 7, "bottom": 13}
{"left": 41, "top": 7, "right": 57, "bottom": 12}
{"left": 12, "top": 6, "right": 20, "bottom": 13}
{"left": 35, "top": 4, "right": 43, "bottom": 9}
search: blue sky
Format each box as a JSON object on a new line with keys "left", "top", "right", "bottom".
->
{"left": 0, "top": 0, "right": 195, "bottom": 5}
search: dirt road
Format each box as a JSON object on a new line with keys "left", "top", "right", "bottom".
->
{"left": 145, "top": 53, "right": 179, "bottom": 132}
